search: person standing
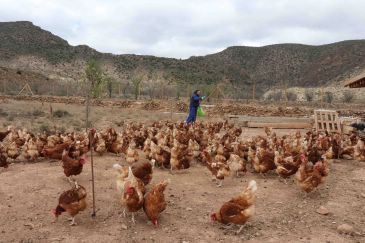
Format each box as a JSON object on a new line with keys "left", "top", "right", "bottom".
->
{"left": 186, "top": 90, "right": 205, "bottom": 124}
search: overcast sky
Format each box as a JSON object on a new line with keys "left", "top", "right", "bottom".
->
{"left": 0, "top": 0, "right": 364, "bottom": 59}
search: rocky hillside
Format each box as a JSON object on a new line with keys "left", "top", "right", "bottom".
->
{"left": 0, "top": 21, "right": 365, "bottom": 98}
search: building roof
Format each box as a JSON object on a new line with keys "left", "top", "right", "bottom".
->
{"left": 344, "top": 71, "right": 365, "bottom": 88}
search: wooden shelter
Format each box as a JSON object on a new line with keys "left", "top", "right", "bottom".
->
{"left": 344, "top": 72, "right": 365, "bottom": 88}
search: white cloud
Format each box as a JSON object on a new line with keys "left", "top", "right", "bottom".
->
{"left": 0, "top": 0, "right": 364, "bottom": 58}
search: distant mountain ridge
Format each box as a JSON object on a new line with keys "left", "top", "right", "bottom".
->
{"left": 0, "top": 21, "right": 364, "bottom": 97}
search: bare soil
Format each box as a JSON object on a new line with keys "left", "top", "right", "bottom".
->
{"left": 0, "top": 99, "right": 365, "bottom": 243}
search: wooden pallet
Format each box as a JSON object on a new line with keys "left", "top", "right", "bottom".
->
{"left": 314, "top": 109, "right": 341, "bottom": 133}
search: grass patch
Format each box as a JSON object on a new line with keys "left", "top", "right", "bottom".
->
{"left": 39, "top": 124, "right": 52, "bottom": 133}
{"left": 53, "top": 109, "right": 71, "bottom": 118}
{"left": 0, "top": 109, "right": 8, "bottom": 117}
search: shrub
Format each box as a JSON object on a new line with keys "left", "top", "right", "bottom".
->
{"left": 324, "top": 91, "right": 334, "bottom": 104}
{"left": 39, "top": 124, "right": 51, "bottom": 133}
{"left": 7, "top": 115, "right": 14, "bottom": 121}
{"left": 342, "top": 91, "right": 355, "bottom": 103}
{"left": 286, "top": 91, "right": 297, "bottom": 102}
{"left": 0, "top": 109, "right": 8, "bottom": 117}
{"left": 53, "top": 109, "right": 71, "bottom": 118}
{"left": 271, "top": 91, "right": 283, "bottom": 101}
{"left": 304, "top": 90, "right": 314, "bottom": 102}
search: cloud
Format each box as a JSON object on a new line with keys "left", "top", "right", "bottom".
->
{"left": 0, "top": 0, "right": 364, "bottom": 58}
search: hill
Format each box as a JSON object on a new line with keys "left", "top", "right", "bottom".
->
{"left": 0, "top": 21, "right": 365, "bottom": 98}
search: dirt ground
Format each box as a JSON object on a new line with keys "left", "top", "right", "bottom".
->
{"left": 0, "top": 99, "right": 365, "bottom": 243}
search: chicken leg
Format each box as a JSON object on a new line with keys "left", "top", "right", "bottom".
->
{"left": 217, "top": 180, "right": 223, "bottom": 187}
{"left": 69, "top": 217, "right": 77, "bottom": 226}
{"left": 236, "top": 225, "right": 244, "bottom": 234}
{"left": 131, "top": 213, "right": 136, "bottom": 224}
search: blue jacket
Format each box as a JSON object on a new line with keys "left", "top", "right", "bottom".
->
{"left": 189, "top": 94, "right": 201, "bottom": 107}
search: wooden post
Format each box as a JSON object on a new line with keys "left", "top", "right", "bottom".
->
{"left": 85, "top": 82, "right": 96, "bottom": 218}
{"left": 118, "top": 83, "right": 121, "bottom": 97}
{"left": 89, "top": 128, "right": 96, "bottom": 218}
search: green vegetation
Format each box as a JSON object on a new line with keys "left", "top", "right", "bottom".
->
{"left": 53, "top": 109, "right": 71, "bottom": 118}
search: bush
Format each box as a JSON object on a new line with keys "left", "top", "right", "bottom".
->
{"left": 304, "top": 90, "right": 314, "bottom": 102}
{"left": 342, "top": 91, "right": 355, "bottom": 103}
{"left": 39, "top": 124, "right": 51, "bottom": 133}
{"left": 0, "top": 109, "right": 8, "bottom": 117}
{"left": 32, "top": 109, "right": 45, "bottom": 117}
{"left": 286, "top": 91, "right": 297, "bottom": 102}
{"left": 266, "top": 91, "right": 283, "bottom": 101}
{"left": 7, "top": 115, "right": 14, "bottom": 121}
{"left": 324, "top": 92, "right": 334, "bottom": 104}
{"left": 53, "top": 109, "right": 71, "bottom": 118}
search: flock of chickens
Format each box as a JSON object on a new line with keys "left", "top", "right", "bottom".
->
{"left": 0, "top": 121, "right": 365, "bottom": 231}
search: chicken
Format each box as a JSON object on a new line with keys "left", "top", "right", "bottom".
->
{"left": 52, "top": 185, "right": 87, "bottom": 226}
{"left": 113, "top": 161, "right": 154, "bottom": 186}
{"left": 23, "top": 138, "right": 39, "bottom": 161}
{"left": 227, "top": 154, "right": 246, "bottom": 177}
{"left": 150, "top": 141, "right": 171, "bottom": 168}
{"left": 0, "top": 153, "right": 9, "bottom": 169}
{"left": 295, "top": 154, "right": 329, "bottom": 193}
{"left": 274, "top": 151, "right": 301, "bottom": 180}
{"left": 126, "top": 142, "right": 139, "bottom": 165}
{"left": 170, "top": 139, "right": 190, "bottom": 172}
{"left": 143, "top": 138, "right": 152, "bottom": 159}
{"left": 5, "top": 141, "right": 21, "bottom": 160}
{"left": 94, "top": 135, "right": 106, "bottom": 156}
{"left": 0, "top": 130, "right": 11, "bottom": 142}
{"left": 201, "top": 150, "right": 230, "bottom": 187}
{"left": 354, "top": 139, "right": 365, "bottom": 161}
{"left": 61, "top": 150, "right": 87, "bottom": 184}
{"left": 211, "top": 180, "right": 257, "bottom": 234}
{"left": 143, "top": 180, "right": 169, "bottom": 227}
{"left": 252, "top": 147, "right": 276, "bottom": 174}
{"left": 188, "top": 139, "right": 200, "bottom": 162}
{"left": 121, "top": 167, "right": 146, "bottom": 224}
{"left": 108, "top": 136, "right": 124, "bottom": 155}
{"left": 42, "top": 142, "right": 70, "bottom": 160}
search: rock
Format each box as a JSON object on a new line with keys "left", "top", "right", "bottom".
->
{"left": 316, "top": 206, "right": 329, "bottom": 215}
{"left": 24, "top": 223, "right": 34, "bottom": 230}
{"left": 337, "top": 224, "right": 354, "bottom": 235}
{"left": 121, "top": 223, "right": 128, "bottom": 230}
{"left": 186, "top": 207, "right": 193, "bottom": 211}
{"left": 360, "top": 193, "right": 365, "bottom": 198}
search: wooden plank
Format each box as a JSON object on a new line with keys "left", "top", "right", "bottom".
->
{"left": 247, "top": 122, "right": 312, "bottom": 129}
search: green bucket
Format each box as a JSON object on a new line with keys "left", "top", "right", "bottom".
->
{"left": 197, "top": 106, "right": 205, "bottom": 117}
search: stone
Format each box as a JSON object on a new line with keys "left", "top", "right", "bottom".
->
{"left": 186, "top": 207, "right": 193, "bottom": 211}
{"left": 337, "top": 224, "right": 354, "bottom": 235}
{"left": 24, "top": 223, "right": 34, "bottom": 230}
{"left": 316, "top": 206, "right": 329, "bottom": 215}
{"left": 121, "top": 223, "right": 128, "bottom": 230}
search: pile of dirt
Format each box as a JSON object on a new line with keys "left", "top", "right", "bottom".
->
{"left": 0, "top": 95, "right": 133, "bottom": 108}
{"left": 143, "top": 100, "right": 160, "bottom": 110}
{"left": 210, "top": 104, "right": 312, "bottom": 117}
{"left": 175, "top": 101, "right": 188, "bottom": 112}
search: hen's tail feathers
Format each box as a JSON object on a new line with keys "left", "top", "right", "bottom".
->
{"left": 150, "top": 159, "right": 156, "bottom": 169}
{"left": 243, "top": 205, "right": 255, "bottom": 218}
{"left": 247, "top": 180, "right": 257, "bottom": 193}
{"left": 161, "top": 178, "right": 171, "bottom": 186}
{"left": 113, "top": 163, "right": 122, "bottom": 170}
